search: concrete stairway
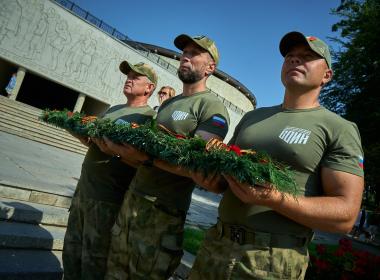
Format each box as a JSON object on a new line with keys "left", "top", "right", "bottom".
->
{"left": 0, "top": 96, "right": 87, "bottom": 155}
{"left": 0, "top": 181, "right": 71, "bottom": 279}
{"left": 0, "top": 181, "right": 193, "bottom": 279}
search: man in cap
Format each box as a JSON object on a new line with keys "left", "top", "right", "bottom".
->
{"left": 189, "top": 31, "right": 365, "bottom": 279}
{"left": 104, "top": 34, "right": 230, "bottom": 279}
{"left": 62, "top": 61, "right": 157, "bottom": 279}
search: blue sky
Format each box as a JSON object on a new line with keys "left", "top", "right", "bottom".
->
{"left": 72, "top": 0, "right": 341, "bottom": 108}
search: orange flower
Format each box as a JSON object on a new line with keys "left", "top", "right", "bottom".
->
{"left": 131, "top": 122, "right": 139, "bottom": 129}
{"left": 81, "top": 116, "right": 97, "bottom": 124}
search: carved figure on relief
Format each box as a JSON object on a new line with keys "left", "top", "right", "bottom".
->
{"left": 100, "top": 53, "right": 123, "bottom": 98}
{"left": 75, "top": 31, "right": 97, "bottom": 83}
{"left": 49, "top": 19, "right": 71, "bottom": 70}
{"left": 26, "top": 12, "right": 48, "bottom": 60}
{"left": 0, "top": 0, "right": 22, "bottom": 45}
{"left": 15, "top": 1, "right": 44, "bottom": 52}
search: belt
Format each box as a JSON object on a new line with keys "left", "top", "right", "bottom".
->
{"left": 131, "top": 190, "right": 186, "bottom": 220}
{"left": 217, "top": 219, "right": 311, "bottom": 248}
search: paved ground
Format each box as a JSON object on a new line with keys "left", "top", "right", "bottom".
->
{"left": 0, "top": 131, "right": 81, "bottom": 196}
{"left": 0, "top": 131, "right": 220, "bottom": 226}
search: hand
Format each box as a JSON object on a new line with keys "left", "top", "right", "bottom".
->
{"left": 223, "top": 174, "right": 281, "bottom": 206}
{"left": 102, "top": 138, "right": 149, "bottom": 164}
{"left": 191, "top": 171, "right": 227, "bottom": 193}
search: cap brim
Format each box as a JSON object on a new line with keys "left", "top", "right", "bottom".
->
{"left": 174, "top": 34, "right": 194, "bottom": 51}
{"left": 279, "top": 31, "right": 309, "bottom": 57}
{"left": 119, "top": 61, "right": 132, "bottom": 75}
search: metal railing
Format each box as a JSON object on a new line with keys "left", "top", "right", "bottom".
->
{"left": 52, "top": 0, "right": 246, "bottom": 115}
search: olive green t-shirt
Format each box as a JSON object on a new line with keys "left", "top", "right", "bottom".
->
{"left": 219, "top": 105, "right": 364, "bottom": 237}
{"left": 130, "top": 90, "right": 230, "bottom": 211}
{"left": 79, "top": 104, "right": 156, "bottom": 204}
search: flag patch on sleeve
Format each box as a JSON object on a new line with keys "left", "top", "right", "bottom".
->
{"left": 358, "top": 155, "right": 364, "bottom": 169}
{"left": 212, "top": 116, "right": 226, "bottom": 128}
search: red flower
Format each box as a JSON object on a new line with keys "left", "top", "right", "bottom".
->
{"left": 334, "top": 248, "right": 346, "bottom": 257}
{"left": 316, "top": 244, "right": 326, "bottom": 255}
{"left": 67, "top": 111, "right": 74, "bottom": 117}
{"left": 315, "top": 258, "right": 330, "bottom": 271}
{"left": 353, "top": 265, "right": 366, "bottom": 276}
{"left": 228, "top": 145, "right": 242, "bottom": 156}
{"left": 175, "top": 134, "right": 186, "bottom": 139}
{"left": 339, "top": 238, "right": 353, "bottom": 252}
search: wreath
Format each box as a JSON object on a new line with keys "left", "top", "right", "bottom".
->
{"left": 41, "top": 109, "right": 298, "bottom": 195}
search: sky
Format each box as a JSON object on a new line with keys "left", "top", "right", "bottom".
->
{"left": 72, "top": 0, "right": 342, "bottom": 108}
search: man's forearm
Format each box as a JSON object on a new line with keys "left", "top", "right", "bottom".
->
{"left": 267, "top": 193, "right": 360, "bottom": 233}
{"left": 152, "top": 158, "right": 191, "bottom": 178}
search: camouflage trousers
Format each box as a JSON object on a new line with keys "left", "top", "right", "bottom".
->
{"left": 62, "top": 190, "right": 122, "bottom": 280}
{"left": 105, "top": 191, "right": 185, "bottom": 280}
{"left": 188, "top": 225, "right": 309, "bottom": 280}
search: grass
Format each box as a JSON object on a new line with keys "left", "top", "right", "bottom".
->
{"left": 183, "top": 226, "right": 206, "bottom": 255}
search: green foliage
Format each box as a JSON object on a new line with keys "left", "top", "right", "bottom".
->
{"left": 321, "top": 0, "right": 380, "bottom": 205}
{"left": 183, "top": 227, "right": 206, "bottom": 255}
{"left": 40, "top": 109, "right": 298, "bottom": 195}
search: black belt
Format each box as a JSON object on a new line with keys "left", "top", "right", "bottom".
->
{"left": 217, "top": 219, "right": 311, "bottom": 248}
{"left": 131, "top": 190, "right": 186, "bottom": 220}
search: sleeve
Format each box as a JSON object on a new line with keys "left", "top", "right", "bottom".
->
{"left": 196, "top": 99, "right": 230, "bottom": 140}
{"left": 227, "top": 113, "right": 248, "bottom": 145}
{"left": 321, "top": 122, "right": 364, "bottom": 177}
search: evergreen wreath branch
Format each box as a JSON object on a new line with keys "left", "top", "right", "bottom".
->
{"left": 41, "top": 109, "right": 298, "bottom": 195}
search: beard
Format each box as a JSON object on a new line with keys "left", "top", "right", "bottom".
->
{"left": 177, "top": 67, "right": 203, "bottom": 84}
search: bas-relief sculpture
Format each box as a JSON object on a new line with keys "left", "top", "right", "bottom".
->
{"left": 0, "top": 0, "right": 182, "bottom": 106}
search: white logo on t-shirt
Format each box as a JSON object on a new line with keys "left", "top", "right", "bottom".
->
{"left": 279, "top": 126, "right": 311, "bottom": 144}
{"left": 172, "top": 111, "right": 189, "bottom": 121}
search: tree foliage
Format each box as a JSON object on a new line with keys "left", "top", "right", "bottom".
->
{"left": 320, "top": 0, "right": 380, "bottom": 206}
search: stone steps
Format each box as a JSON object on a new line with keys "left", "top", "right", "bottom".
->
{"left": 0, "top": 96, "right": 87, "bottom": 155}
{"left": 0, "top": 249, "right": 63, "bottom": 279}
{"left": 0, "top": 103, "right": 82, "bottom": 143}
{"left": 0, "top": 221, "right": 65, "bottom": 250}
{"left": 0, "top": 197, "right": 69, "bottom": 227}
{"left": 0, "top": 180, "right": 73, "bottom": 209}
{"left": 0, "top": 121, "right": 87, "bottom": 155}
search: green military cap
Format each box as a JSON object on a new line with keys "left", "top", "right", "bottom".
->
{"left": 119, "top": 61, "right": 158, "bottom": 86}
{"left": 279, "top": 31, "right": 332, "bottom": 69}
{"left": 174, "top": 34, "right": 219, "bottom": 65}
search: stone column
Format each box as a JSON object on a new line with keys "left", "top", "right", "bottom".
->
{"left": 73, "top": 93, "right": 86, "bottom": 112}
{"left": 9, "top": 67, "right": 26, "bottom": 100}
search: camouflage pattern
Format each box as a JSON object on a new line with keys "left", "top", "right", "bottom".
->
{"left": 279, "top": 31, "right": 332, "bottom": 69}
{"left": 174, "top": 34, "right": 219, "bottom": 65}
{"left": 119, "top": 61, "right": 158, "bottom": 86}
{"left": 188, "top": 226, "right": 309, "bottom": 280}
{"left": 62, "top": 190, "right": 122, "bottom": 280}
{"left": 105, "top": 191, "right": 185, "bottom": 280}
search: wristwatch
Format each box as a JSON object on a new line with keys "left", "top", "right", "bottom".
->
{"left": 143, "top": 154, "right": 155, "bottom": 167}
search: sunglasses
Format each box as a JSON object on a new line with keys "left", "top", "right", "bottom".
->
{"left": 159, "top": 91, "right": 170, "bottom": 95}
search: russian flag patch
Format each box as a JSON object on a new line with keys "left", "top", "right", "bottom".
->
{"left": 358, "top": 155, "right": 364, "bottom": 169}
{"left": 212, "top": 116, "right": 226, "bottom": 128}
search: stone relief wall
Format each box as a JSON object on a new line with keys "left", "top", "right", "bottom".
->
{"left": 0, "top": 0, "right": 252, "bottom": 141}
{"left": 0, "top": 0, "right": 182, "bottom": 107}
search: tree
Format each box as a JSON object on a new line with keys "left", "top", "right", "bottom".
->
{"left": 320, "top": 0, "right": 380, "bottom": 207}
